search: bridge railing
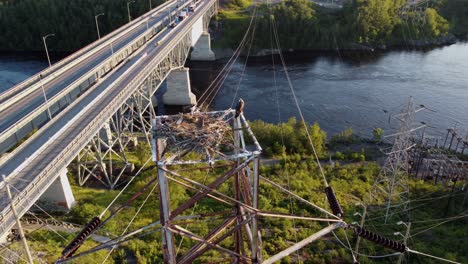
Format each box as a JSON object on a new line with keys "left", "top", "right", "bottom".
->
{"left": 0, "top": 0, "right": 177, "bottom": 108}
{"left": 0, "top": 1, "right": 196, "bottom": 157}
{"left": 0, "top": 0, "right": 217, "bottom": 238}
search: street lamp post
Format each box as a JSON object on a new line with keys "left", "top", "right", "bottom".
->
{"left": 42, "top": 33, "right": 55, "bottom": 68}
{"left": 149, "top": 0, "right": 152, "bottom": 10}
{"left": 127, "top": 0, "right": 136, "bottom": 22}
{"left": 39, "top": 74, "right": 52, "bottom": 120}
{"left": 95, "top": 13, "right": 105, "bottom": 39}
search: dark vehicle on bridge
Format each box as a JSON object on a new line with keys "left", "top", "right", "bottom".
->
{"left": 178, "top": 10, "right": 187, "bottom": 21}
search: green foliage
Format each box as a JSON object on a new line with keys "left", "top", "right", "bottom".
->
{"left": 438, "top": 0, "right": 468, "bottom": 37}
{"left": 217, "top": 0, "right": 459, "bottom": 50}
{"left": 70, "top": 203, "right": 107, "bottom": 224}
{"left": 134, "top": 141, "right": 151, "bottom": 167}
{"left": 0, "top": 0, "right": 163, "bottom": 52}
{"left": 372, "top": 127, "right": 384, "bottom": 142}
{"left": 424, "top": 8, "right": 450, "bottom": 38}
{"left": 21, "top": 230, "right": 113, "bottom": 263}
{"left": 331, "top": 127, "right": 356, "bottom": 145}
{"left": 354, "top": 0, "right": 404, "bottom": 43}
{"left": 250, "top": 117, "right": 327, "bottom": 157}
{"left": 213, "top": 9, "right": 251, "bottom": 48}
{"left": 226, "top": 0, "right": 252, "bottom": 10}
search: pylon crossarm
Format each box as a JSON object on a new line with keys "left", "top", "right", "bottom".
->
{"left": 163, "top": 151, "right": 256, "bottom": 166}
{"left": 240, "top": 113, "right": 262, "bottom": 152}
{"left": 177, "top": 217, "right": 237, "bottom": 263}
{"left": 258, "top": 212, "right": 343, "bottom": 222}
{"left": 171, "top": 218, "right": 253, "bottom": 263}
{"left": 171, "top": 163, "right": 232, "bottom": 172}
{"left": 164, "top": 174, "right": 235, "bottom": 207}
{"left": 169, "top": 156, "right": 256, "bottom": 218}
{"left": 163, "top": 168, "right": 258, "bottom": 213}
{"left": 263, "top": 223, "right": 342, "bottom": 264}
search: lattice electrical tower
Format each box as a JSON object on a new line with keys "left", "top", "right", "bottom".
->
{"left": 152, "top": 109, "right": 262, "bottom": 263}
{"left": 369, "top": 97, "right": 419, "bottom": 223}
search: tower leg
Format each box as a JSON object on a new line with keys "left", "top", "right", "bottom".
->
{"left": 158, "top": 165, "right": 177, "bottom": 264}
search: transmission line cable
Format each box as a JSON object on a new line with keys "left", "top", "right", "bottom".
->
{"left": 269, "top": 14, "right": 329, "bottom": 188}
{"left": 205, "top": 7, "right": 259, "bottom": 108}
{"left": 266, "top": 0, "right": 301, "bottom": 259}
{"left": 101, "top": 179, "right": 160, "bottom": 263}
{"left": 100, "top": 157, "right": 153, "bottom": 218}
{"left": 198, "top": 5, "right": 258, "bottom": 107}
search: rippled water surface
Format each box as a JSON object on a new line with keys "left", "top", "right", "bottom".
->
{"left": 1, "top": 43, "right": 468, "bottom": 139}
{"left": 190, "top": 43, "right": 468, "bottom": 138}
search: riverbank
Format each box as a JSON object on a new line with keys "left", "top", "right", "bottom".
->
{"left": 211, "top": 37, "right": 463, "bottom": 60}
{"left": 211, "top": 0, "right": 467, "bottom": 58}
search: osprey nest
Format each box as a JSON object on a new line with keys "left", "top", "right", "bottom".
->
{"left": 156, "top": 111, "right": 233, "bottom": 156}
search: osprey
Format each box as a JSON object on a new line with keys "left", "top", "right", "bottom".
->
{"left": 235, "top": 99, "right": 244, "bottom": 118}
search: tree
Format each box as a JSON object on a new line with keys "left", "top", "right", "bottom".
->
{"left": 438, "top": 0, "right": 468, "bottom": 36}
{"left": 373, "top": 127, "right": 384, "bottom": 142}
{"left": 424, "top": 8, "right": 450, "bottom": 38}
{"left": 354, "top": 0, "right": 404, "bottom": 43}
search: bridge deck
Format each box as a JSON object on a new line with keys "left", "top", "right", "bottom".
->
{"left": 0, "top": 0, "right": 185, "bottom": 154}
{"left": 0, "top": 0, "right": 216, "bottom": 238}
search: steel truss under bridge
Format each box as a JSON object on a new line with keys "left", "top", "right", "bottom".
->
{"left": 0, "top": 0, "right": 219, "bottom": 240}
{"left": 74, "top": 2, "right": 218, "bottom": 189}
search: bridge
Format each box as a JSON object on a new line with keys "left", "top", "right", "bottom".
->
{"left": 0, "top": 0, "right": 218, "bottom": 241}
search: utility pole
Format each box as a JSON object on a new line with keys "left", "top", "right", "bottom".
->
{"left": 2, "top": 175, "right": 34, "bottom": 264}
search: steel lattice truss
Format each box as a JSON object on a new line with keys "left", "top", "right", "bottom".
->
{"left": 74, "top": 5, "right": 218, "bottom": 189}
{"left": 368, "top": 98, "right": 416, "bottom": 223}
{"left": 152, "top": 110, "right": 263, "bottom": 263}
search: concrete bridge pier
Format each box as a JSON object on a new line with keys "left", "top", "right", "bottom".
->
{"left": 163, "top": 67, "right": 197, "bottom": 106}
{"left": 190, "top": 33, "right": 215, "bottom": 61}
{"left": 38, "top": 168, "right": 75, "bottom": 211}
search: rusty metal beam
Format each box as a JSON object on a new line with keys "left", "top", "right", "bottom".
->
{"left": 170, "top": 157, "right": 255, "bottom": 218}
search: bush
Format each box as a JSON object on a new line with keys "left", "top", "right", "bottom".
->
{"left": 250, "top": 117, "right": 327, "bottom": 157}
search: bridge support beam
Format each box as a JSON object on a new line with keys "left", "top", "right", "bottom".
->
{"left": 190, "top": 33, "right": 215, "bottom": 61}
{"left": 38, "top": 168, "right": 75, "bottom": 211}
{"left": 163, "top": 67, "right": 197, "bottom": 106}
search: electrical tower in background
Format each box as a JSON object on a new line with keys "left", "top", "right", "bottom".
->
{"left": 369, "top": 97, "right": 420, "bottom": 223}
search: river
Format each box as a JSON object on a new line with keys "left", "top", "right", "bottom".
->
{"left": 1, "top": 43, "right": 468, "bottom": 140}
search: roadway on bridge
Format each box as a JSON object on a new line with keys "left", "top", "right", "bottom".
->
{"left": 0, "top": 0, "right": 184, "bottom": 152}
{"left": 0, "top": 0, "right": 212, "bottom": 223}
